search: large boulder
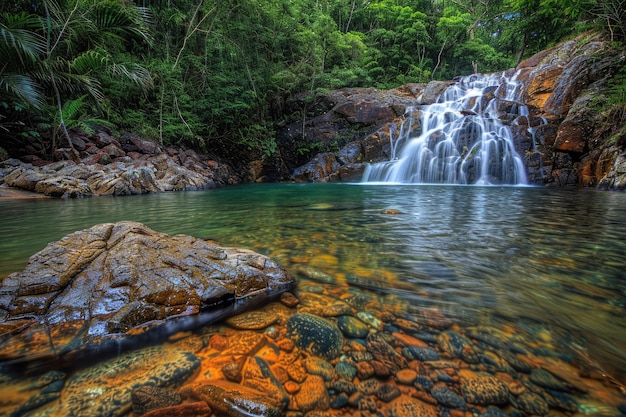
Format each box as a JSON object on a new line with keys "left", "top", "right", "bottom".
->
{"left": 263, "top": 85, "right": 422, "bottom": 181}
{"left": 0, "top": 221, "right": 295, "bottom": 369}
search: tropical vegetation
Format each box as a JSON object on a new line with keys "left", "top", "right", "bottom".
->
{"left": 0, "top": 0, "right": 623, "bottom": 161}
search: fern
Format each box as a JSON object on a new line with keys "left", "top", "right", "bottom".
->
{"left": 56, "top": 95, "right": 114, "bottom": 135}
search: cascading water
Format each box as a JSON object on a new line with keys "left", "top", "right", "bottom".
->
{"left": 362, "top": 72, "right": 529, "bottom": 185}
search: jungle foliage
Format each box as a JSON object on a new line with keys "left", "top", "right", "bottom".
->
{"left": 0, "top": 0, "right": 623, "bottom": 159}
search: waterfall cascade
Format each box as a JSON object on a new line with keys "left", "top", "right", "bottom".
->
{"left": 362, "top": 72, "right": 529, "bottom": 185}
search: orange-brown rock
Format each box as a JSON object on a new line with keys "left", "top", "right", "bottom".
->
{"left": 0, "top": 221, "right": 295, "bottom": 368}
{"left": 183, "top": 381, "right": 283, "bottom": 417}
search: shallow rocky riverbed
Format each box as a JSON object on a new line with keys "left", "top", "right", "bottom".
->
{"left": 1, "top": 274, "right": 624, "bottom": 417}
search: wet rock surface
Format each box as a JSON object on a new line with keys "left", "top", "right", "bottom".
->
{"left": 287, "top": 34, "right": 626, "bottom": 189}
{"left": 0, "top": 221, "right": 295, "bottom": 368}
{"left": 1, "top": 269, "right": 624, "bottom": 417}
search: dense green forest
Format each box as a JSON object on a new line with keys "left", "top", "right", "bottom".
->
{"left": 0, "top": 0, "right": 623, "bottom": 160}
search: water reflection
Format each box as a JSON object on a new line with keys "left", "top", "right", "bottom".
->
{"left": 0, "top": 183, "right": 625, "bottom": 380}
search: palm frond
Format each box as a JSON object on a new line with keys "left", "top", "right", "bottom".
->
{"left": 107, "top": 63, "right": 154, "bottom": 90}
{"left": 32, "top": 56, "right": 104, "bottom": 103}
{"left": 0, "top": 12, "right": 46, "bottom": 65}
{"left": 0, "top": 73, "right": 45, "bottom": 108}
{"left": 71, "top": 49, "right": 109, "bottom": 74}
{"left": 91, "top": 1, "right": 153, "bottom": 47}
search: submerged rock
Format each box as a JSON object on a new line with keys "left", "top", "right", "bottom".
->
{"left": 51, "top": 345, "right": 198, "bottom": 417}
{"left": 461, "top": 374, "right": 509, "bottom": 405}
{"left": 0, "top": 221, "right": 295, "bottom": 369}
{"left": 286, "top": 313, "right": 343, "bottom": 360}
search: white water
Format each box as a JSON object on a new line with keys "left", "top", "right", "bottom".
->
{"left": 362, "top": 73, "right": 528, "bottom": 185}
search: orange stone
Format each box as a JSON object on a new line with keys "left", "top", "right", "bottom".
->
{"left": 284, "top": 380, "right": 301, "bottom": 394}
{"left": 396, "top": 368, "right": 418, "bottom": 385}
{"left": 392, "top": 332, "right": 428, "bottom": 347}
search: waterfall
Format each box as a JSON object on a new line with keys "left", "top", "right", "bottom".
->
{"left": 362, "top": 72, "right": 528, "bottom": 185}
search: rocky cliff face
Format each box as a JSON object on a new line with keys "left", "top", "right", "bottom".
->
{"left": 280, "top": 33, "right": 626, "bottom": 189}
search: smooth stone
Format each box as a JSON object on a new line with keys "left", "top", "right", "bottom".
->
{"left": 241, "top": 356, "right": 289, "bottom": 409}
{"left": 337, "top": 315, "right": 369, "bottom": 338}
{"left": 226, "top": 311, "right": 279, "bottom": 330}
{"left": 49, "top": 346, "right": 199, "bottom": 416}
{"left": 355, "top": 361, "right": 375, "bottom": 379}
{"left": 515, "top": 391, "right": 550, "bottom": 416}
{"left": 461, "top": 374, "right": 509, "bottom": 405}
{"left": 529, "top": 368, "right": 571, "bottom": 391}
{"left": 287, "top": 313, "right": 343, "bottom": 360}
{"left": 378, "top": 383, "right": 402, "bottom": 402}
{"left": 402, "top": 346, "right": 440, "bottom": 362}
{"left": 284, "top": 381, "right": 300, "bottom": 394}
{"left": 366, "top": 333, "right": 408, "bottom": 372}
{"left": 357, "top": 379, "right": 382, "bottom": 395}
{"left": 184, "top": 382, "right": 283, "bottom": 417}
{"left": 295, "top": 375, "right": 330, "bottom": 412}
{"left": 437, "top": 330, "right": 480, "bottom": 363}
{"left": 396, "top": 369, "right": 418, "bottom": 385}
{"left": 335, "top": 360, "right": 357, "bottom": 381}
{"left": 331, "top": 392, "right": 349, "bottom": 408}
{"left": 431, "top": 383, "right": 466, "bottom": 409}
{"left": 392, "top": 332, "right": 428, "bottom": 347}
{"left": 303, "top": 358, "right": 335, "bottom": 381}
{"left": 389, "top": 395, "right": 439, "bottom": 417}
{"left": 327, "top": 380, "right": 358, "bottom": 395}
{"left": 414, "top": 375, "right": 435, "bottom": 391}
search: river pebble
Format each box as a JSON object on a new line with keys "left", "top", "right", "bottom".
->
{"left": 225, "top": 310, "right": 279, "bottom": 330}
{"left": 54, "top": 346, "right": 199, "bottom": 416}
{"left": 378, "top": 383, "right": 401, "bottom": 402}
{"left": 337, "top": 315, "right": 370, "bottom": 338}
{"left": 366, "top": 332, "right": 408, "bottom": 372}
{"left": 461, "top": 374, "right": 509, "bottom": 405}
{"left": 438, "top": 330, "right": 480, "bottom": 363}
{"left": 529, "top": 368, "right": 572, "bottom": 391}
{"left": 515, "top": 391, "right": 550, "bottom": 416}
{"left": 335, "top": 360, "right": 357, "bottom": 380}
{"left": 390, "top": 395, "right": 439, "bottom": 417}
{"left": 330, "top": 392, "right": 349, "bottom": 408}
{"left": 295, "top": 375, "right": 330, "bottom": 412}
{"left": 403, "top": 346, "right": 440, "bottom": 361}
{"left": 396, "top": 368, "right": 418, "bottom": 385}
{"left": 286, "top": 313, "right": 343, "bottom": 360}
{"left": 546, "top": 389, "right": 579, "bottom": 412}
{"left": 431, "top": 383, "right": 466, "bottom": 409}
{"left": 303, "top": 357, "right": 335, "bottom": 381}
{"left": 414, "top": 375, "right": 435, "bottom": 391}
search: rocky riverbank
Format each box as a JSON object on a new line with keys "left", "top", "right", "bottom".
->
{"left": 0, "top": 131, "right": 239, "bottom": 198}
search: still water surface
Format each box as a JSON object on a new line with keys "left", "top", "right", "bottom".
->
{"left": 1, "top": 183, "right": 625, "bottom": 381}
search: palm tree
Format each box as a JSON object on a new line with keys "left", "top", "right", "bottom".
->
{"left": 0, "top": 0, "right": 154, "bottom": 154}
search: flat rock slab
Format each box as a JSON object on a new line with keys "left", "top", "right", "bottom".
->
{"left": 0, "top": 221, "right": 295, "bottom": 369}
